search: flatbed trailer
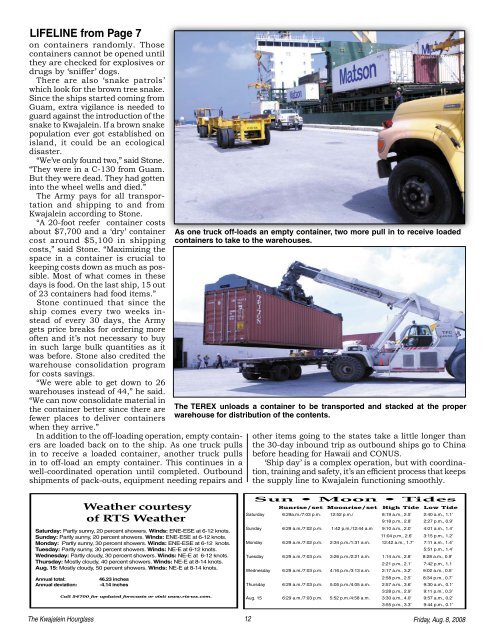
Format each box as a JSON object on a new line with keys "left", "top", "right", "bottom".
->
{"left": 198, "top": 114, "right": 272, "bottom": 146}
{"left": 234, "top": 354, "right": 336, "bottom": 381}
{"left": 214, "top": 116, "right": 272, "bottom": 148}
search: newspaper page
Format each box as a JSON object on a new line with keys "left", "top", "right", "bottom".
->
{"left": 3, "top": 2, "right": 492, "bottom": 639}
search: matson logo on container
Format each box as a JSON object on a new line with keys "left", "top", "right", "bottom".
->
{"left": 332, "top": 52, "right": 389, "bottom": 92}
{"left": 288, "top": 89, "right": 303, "bottom": 100}
{"left": 338, "top": 63, "right": 377, "bottom": 86}
{"left": 286, "top": 83, "right": 319, "bottom": 102}
{"left": 332, "top": 50, "right": 414, "bottom": 93}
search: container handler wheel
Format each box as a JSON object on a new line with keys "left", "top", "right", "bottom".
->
{"left": 271, "top": 364, "right": 290, "bottom": 382}
{"left": 450, "top": 353, "right": 465, "bottom": 383}
{"left": 242, "top": 372, "right": 260, "bottom": 381}
{"left": 288, "top": 364, "right": 302, "bottom": 380}
{"left": 331, "top": 356, "right": 366, "bottom": 382}
{"left": 198, "top": 125, "right": 208, "bottom": 138}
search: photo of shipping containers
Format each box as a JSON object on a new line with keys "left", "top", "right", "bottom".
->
{"left": 175, "top": 30, "right": 465, "bottom": 225}
{"left": 331, "top": 31, "right": 464, "bottom": 93}
{"left": 174, "top": 246, "right": 466, "bottom": 398}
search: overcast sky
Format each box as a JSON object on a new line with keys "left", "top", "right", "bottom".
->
{"left": 174, "top": 246, "right": 465, "bottom": 336}
{"left": 174, "top": 30, "right": 431, "bottom": 119}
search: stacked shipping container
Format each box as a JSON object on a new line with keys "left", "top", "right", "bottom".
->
{"left": 413, "top": 55, "right": 439, "bottom": 83}
{"left": 332, "top": 50, "right": 463, "bottom": 93}
{"left": 204, "top": 275, "right": 343, "bottom": 350}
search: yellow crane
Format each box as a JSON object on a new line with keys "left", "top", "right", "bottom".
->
{"left": 432, "top": 31, "right": 465, "bottom": 53}
{"left": 248, "top": 51, "right": 272, "bottom": 97}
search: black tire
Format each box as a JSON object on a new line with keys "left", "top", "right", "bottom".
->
{"left": 331, "top": 356, "right": 366, "bottom": 382}
{"left": 199, "top": 125, "right": 208, "bottom": 138}
{"left": 217, "top": 128, "right": 229, "bottom": 149}
{"left": 253, "top": 126, "right": 270, "bottom": 145}
{"left": 288, "top": 364, "right": 302, "bottom": 380}
{"left": 388, "top": 156, "right": 462, "bottom": 224}
{"left": 226, "top": 128, "right": 235, "bottom": 148}
{"left": 450, "top": 353, "right": 465, "bottom": 383}
{"left": 262, "top": 126, "right": 270, "bottom": 145}
{"left": 297, "top": 124, "right": 303, "bottom": 130}
{"left": 242, "top": 372, "right": 260, "bottom": 381}
{"left": 271, "top": 364, "right": 290, "bottom": 382}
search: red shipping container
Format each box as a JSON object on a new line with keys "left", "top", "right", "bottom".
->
{"left": 414, "top": 54, "right": 439, "bottom": 83}
{"left": 204, "top": 280, "right": 342, "bottom": 350}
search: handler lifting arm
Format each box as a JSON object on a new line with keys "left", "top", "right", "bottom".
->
{"left": 278, "top": 262, "right": 465, "bottom": 383}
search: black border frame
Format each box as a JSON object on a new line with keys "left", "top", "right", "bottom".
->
{"left": 172, "top": 244, "right": 467, "bottom": 399}
{"left": 173, "top": 29, "right": 466, "bottom": 226}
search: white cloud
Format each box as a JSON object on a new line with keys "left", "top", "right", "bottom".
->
{"left": 192, "top": 42, "right": 216, "bottom": 54}
{"left": 191, "top": 40, "right": 255, "bottom": 71}
{"left": 218, "top": 41, "right": 254, "bottom": 70}
{"left": 175, "top": 65, "right": 201, "bottom": 79}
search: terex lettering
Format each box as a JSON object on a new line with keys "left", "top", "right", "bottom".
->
{"left": 339, "top": 63, "right": 377, "bottom": 86}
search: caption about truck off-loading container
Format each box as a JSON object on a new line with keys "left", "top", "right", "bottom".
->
{"left": 174, "top": 227, "right": 462, "bottom": 245}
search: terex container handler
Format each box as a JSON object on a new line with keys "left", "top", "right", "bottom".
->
{"left": 244, "top": 261, "right": 464, "bottom": 384}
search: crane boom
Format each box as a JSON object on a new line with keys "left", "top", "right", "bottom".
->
{"left": 280, "top": 261, "right": 465, "bottom": 331}
{"left": 352, "top": 31, "right": 377, "bottom": 44}
{"left": 431, "top": 31, "right": 465, "bottom": 52}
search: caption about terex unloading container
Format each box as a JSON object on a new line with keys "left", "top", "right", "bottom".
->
{"left": 173, "top": 401, "right": 466, "bottom": 420}
{"left": 30, "top": 493, "right": 237, "bottom": 608}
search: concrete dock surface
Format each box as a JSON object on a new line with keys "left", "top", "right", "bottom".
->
{"left": 174, "top": 365, "right": 465, "bottom": 398}
{"left": 175, "top": 125, "right": 400, "bottom": 224}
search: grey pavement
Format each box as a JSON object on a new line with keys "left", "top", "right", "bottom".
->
{"left": 174, "top": 125, "right": 400, "bottom": 224}
{"left": 174, "top": 366, "right": 465, "bottom": 398}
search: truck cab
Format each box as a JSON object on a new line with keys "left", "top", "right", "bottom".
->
{"left": 194, "top": 107, "right": 222, "bottom": 138}
{"left": 399, "top": 323, "right": 433, "bottom": 347}
{"left": 377, "top": 93, "right": 464, "bottom": 224}
{"left": 274, "top": 108, "right": 303, "bottom": 130}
